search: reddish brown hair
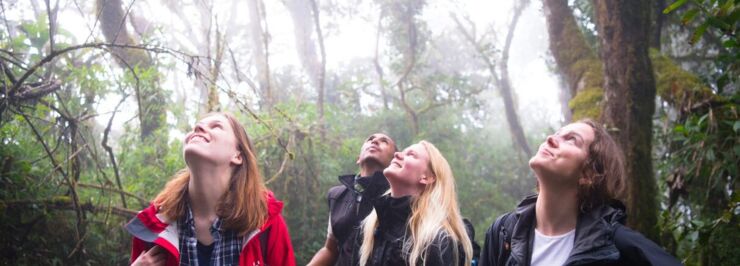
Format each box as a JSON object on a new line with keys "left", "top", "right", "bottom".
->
{"left": 153, "top": 112, "right": 267, "bottom": 236}
{"left": 577, "top": 119, "right": 626, "bottom": 212}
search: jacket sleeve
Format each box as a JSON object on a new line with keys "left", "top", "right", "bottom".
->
{"left": 265, "top": 214, "right": 297, "bottom": 266}
{"left": 130, "top": 237, "right": 146, "bottom": 264}
{"left": 614, "top": 225, "right": 683, "bottom": 266}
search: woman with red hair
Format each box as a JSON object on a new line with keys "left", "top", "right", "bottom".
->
{"left": 126, "top": 112, "right": 295, "bottom": 266}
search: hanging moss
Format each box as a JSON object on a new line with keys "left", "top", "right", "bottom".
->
{"left": 650, "top": 49, "right": 714, "bottom": 108}
{"left": 567, "top": 58, "right": 604, "bottom": 120}
{"left": 569, "top": 87, "right": 603, "bottom": 120}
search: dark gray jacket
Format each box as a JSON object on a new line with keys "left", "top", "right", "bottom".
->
{"left": 351, "top": 195, "right": 465, "bottom": 266}
{"left": 480, "top": 194, "right": 683, "bottom": 266}
{"left": 327, "top": 171, "right": 389, "bottom": 266}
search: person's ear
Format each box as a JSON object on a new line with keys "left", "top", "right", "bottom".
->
{"left": 579, "top": 167, "right": 593, "bottom": 186}
{"left": 419, "top": 174, "right": 436, "bottom": 185}
{"left": 231, "top": 152, "right": 243, "bottom": 166}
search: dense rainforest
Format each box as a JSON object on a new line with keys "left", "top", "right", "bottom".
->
{"left": 0, "top": 0, "right": 737, "bottom": 265}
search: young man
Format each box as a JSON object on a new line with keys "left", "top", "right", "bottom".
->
{"left": 308, "top": 133, "right": 397, "bottom": 266}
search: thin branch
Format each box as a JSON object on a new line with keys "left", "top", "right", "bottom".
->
{"left": 12, "top": 42, "right": 190, "bottom": 93}
{"left": 0, "top": 0, "right": 12, "bottom": 39}
{"left": 264, "top": 134, "right": 293, "bottom": 185}
{"left": 101, "top": 94, "right": 129, "bottom": 208}
{"left": 373, "top": 9, "right": 389, "bottom": 110}
{"left": 1, "top": 198, "right": 137, "bottom": 218}
{"left": 17, "top": 109, "right": 83, "bottom": 240}
{"left": 77, "top": 183, "right": 148, "bottom": 207}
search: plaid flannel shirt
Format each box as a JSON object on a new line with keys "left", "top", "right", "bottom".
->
{"left": 179, "top": 207, "right": 243, "bottom": 265}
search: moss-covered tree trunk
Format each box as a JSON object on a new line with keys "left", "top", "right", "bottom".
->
{"left": 96, "top": 0, "right": 166, "bottom": 140}
{"left": 543, "top": 0, "right": 603, "bottom": 120}
{"left": 594, "top": 0, "right": 659, "bottom": 241}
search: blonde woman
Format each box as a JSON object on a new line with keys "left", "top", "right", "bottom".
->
{"left": 355, "top": 141, "right": 473, "bottom": 266}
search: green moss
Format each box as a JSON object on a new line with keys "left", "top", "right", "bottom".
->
{"left": 650, "top": 49, "right": 713, "bottom": 107}
{"left": 569, "top": 87, "right": 603, "bottom": 120}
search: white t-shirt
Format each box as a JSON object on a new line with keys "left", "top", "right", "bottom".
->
{"left": 531, "top": 228, "right": 576, "bottom": 266}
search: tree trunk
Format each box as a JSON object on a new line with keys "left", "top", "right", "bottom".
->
{"left": 543, "top": 0, "right": 604, "bottom": 120}
{"left": 284, "top": 0, "right": 326, "bottom": 122}
{"left": 651, "top": 0, "right": 666, "bottom": 49}
{"left": 246, "top": 0, "right": 272, "bottom": 110}
{"left": 499, "top": 0, "right": 533, "bottom": 158}
{"left": 96, "top": 0, "right": 166, "bottom": 140}
{"left": 452, "top": 1, "right": 532, "bottom": 158}
{"left": 595, "top": 0, "right": 659, "bottom": 241}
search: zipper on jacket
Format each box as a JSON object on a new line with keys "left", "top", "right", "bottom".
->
{"left": 355, "top": 193, "right": 362, "bottom": 215}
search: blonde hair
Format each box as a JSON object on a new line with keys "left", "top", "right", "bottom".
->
{"left": 359, "top": 141, "right": 472, "bottom": 266}
{"left": 153, "top": 112, "right": 268, "bottom": 236}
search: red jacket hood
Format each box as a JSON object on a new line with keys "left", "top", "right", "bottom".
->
{"left": 265, "top": 190, "right": 284, "bottom": 216}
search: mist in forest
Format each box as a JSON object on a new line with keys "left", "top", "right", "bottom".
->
{"left": 0, "top": 0, "right": 737, "bottom": 265}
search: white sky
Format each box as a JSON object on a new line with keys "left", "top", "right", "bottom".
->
{"left": 4, "top": 0, "right": 563, "bottom": 141}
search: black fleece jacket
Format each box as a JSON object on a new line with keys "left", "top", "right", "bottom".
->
{"left": 480, "top": 195, "right": 683, "bottom": 266}
{"left": 352, "top": 195, "right": 466, "bottom": 266}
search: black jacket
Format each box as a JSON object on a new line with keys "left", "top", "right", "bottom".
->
{"left": 480, "top": 195, "right": 683, "bottom": 266}
{"left": 327, "top": 171, "right": 389, "bottom": 266}
{"left": 352, "top": 195, "right": 465, "bottom": 266}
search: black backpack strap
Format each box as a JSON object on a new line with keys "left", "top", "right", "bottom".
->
{"left": 327, "top": 186, "right": 349, "bottom": 211}
{"left": 492, "top": 212, "right": 515, "bottom": 266}
{"left": 260, "top": 226, "right": 271, "bottom": 263}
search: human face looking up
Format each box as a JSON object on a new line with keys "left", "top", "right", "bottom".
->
{"left": 356, "top": 133, "right": 396, "bottom": 169}
{"left": 383, "top": 143, "right": 433, "bottom": 197}
{"left": 183, "top": 114, "right": 243, "bottom": 168}
{"left": 529, "top": 122, "right": 595, "bottom": 186}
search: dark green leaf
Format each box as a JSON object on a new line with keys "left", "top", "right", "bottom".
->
{"left": 664, "top": 0, "right": 688, "bottom": 14}
{"left": 690, "top": 22, "right": 710, "bottom": 45}
{"left": 707, "top": 16, "right": 732, "bottom": 31}
{"left": 682, "top": 9, "right": 700, "bottom": 25}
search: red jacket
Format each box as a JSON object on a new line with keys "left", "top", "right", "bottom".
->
{"left": 126, "top": 191, "right": 295, "bottom": 266}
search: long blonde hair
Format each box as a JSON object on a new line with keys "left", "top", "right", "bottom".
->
{"left": 359, "top": 141, "right": 472, "bottom": 266}
{"left": 153, "top": 112, "right": 268, "bottom": 236}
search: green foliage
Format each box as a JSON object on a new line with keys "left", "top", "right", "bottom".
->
{"left": 665, "top": 0, "right": 739, "bottom": 90}
{"left": 657, "top": 92, "right": 739, "bottom": 266}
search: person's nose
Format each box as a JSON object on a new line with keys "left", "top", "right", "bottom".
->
{"left": 546, "top": 134, "right": 559, "bottom": 148}
{"left": 370, "top": 138, "right": 381, "bottom": 146}
{"left": 394, "top": 152, "right": 403, "bottom": 160}
{"left": 193, "top": 123, "right": 206, "bottom": 134}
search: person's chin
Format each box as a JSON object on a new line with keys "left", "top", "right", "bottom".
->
{"left": 183, "top": 147, "right": 210, "bottom": 161}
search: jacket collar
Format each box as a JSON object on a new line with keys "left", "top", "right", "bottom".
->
{"left": 338, "top": 171, "right": 389, "bottom": 196}
{"left": 126, "top": 190, "right": 286, "bottom": 259}
{"left": 373, "top": 195, "right": 412, "bottom": 238}
{"left": 509, "top": 194, "right": 625, "bottom": 266}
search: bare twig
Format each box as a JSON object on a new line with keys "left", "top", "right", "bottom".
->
{"left": 17, "top": 109, "right": 83, "bottom": 240}
{"left": 1, "top": 197, "right": 137, "bottom": 218}
{"left": 265, "top": 134, "right": 293, "bottom": 185}
{"left": 12, "top": 42, "right": 190, "bottom": 93}
{"left": 101, "top": 94, "right": 129, "bottom": 208}
{"left": 77, "top": 182, "right": 148, "bottom": 207}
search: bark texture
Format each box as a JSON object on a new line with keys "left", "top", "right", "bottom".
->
{"left": 543, "top": 0, "right": 603, "bottom": 121}
{"left": 96, "top": 0, "right": 166, "bottom": 139}
{"left": 594, "top": 0, "right": 659, "bottom": 241}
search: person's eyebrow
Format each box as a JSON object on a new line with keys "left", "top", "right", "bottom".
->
{"left": 566, "top": 131, "right": 584, "bottom": 144}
